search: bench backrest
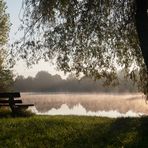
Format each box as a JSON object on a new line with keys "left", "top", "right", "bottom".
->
{"left": 0, "top": 92, "right": 20, "bottom": 98}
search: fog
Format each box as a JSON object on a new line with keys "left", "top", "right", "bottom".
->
{"left": 21, "top": 93, "right": 148, "bottom": 118}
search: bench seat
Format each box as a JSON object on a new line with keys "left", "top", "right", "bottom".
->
{"left": 0, "top": 92, "right": 34, "bottom": 116}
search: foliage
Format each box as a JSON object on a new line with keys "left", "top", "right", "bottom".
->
{"left": 0, "top": 0, "right": 9, "bottom": 45}
{"left": 0, "top": 114, "right": 148, "bottom": 147}
{"left": 0, "top": 0, "right": 13, "bottom": 91}
{"left": 12, "top": 0, "right": 148, "bottom": 95}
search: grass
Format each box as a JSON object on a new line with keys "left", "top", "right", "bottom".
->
{"left": 0, "top": 108, "right": 148, "bottom": 147}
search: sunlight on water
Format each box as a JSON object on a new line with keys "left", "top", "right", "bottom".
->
{"left": 28, "top": 104, "right": 145, "bottom": 118}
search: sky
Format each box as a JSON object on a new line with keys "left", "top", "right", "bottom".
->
{"left": 5, "top": 0, "right": 67, "bottom": 78}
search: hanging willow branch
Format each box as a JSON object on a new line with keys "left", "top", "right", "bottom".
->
{"left": 12, "top": 0, "right": 148, "bottom": 96}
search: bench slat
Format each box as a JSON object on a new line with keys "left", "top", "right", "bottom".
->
{"left": 0, "top": 104, "right": 10, "bottom": 106}
{"left": 15, "top": 103, "right": 34, "bottom": 107}
{"left": 0, "top": 99, "right": 22, "bottom": 103}
{"left": 0, "top": 92, "right": 20, "bottom": 98}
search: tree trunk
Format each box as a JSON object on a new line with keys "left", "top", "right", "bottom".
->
{"left": 135, "top": 0, "right": 148, "bottom": 71}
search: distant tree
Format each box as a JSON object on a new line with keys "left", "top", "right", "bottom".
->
{"left": 13, "top": 0, "right": 148, "bottom": 96}
{"left": 14, "top": 71, "right": 138, "bottom": 93}
{"left": 0, "top": 0, "right": 13, "bottom": 91}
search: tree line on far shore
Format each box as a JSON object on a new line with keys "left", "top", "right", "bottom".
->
{"left": 13, "top": 71, "right": 138, "bottom": 93}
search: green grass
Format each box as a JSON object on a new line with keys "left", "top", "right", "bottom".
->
{"left": 0, "top": 109, "right": 148, "bottom": 148}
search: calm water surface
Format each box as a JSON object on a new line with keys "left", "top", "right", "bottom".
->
{"left": 21, "top": 93, "right": 147, "bottom": 117}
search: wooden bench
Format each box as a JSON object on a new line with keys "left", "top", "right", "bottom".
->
{"left": 0, "top": 92, "right": 34, "bottom": 116}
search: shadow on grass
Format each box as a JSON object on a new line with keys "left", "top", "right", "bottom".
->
{"left": 0, "top": 107, "right": 35, "bottom": 118}
{"left": 63, "top": 116, "right": 148, "bottom": 147}
{"left": 137, "top": 116, "right": 148, "bottom": 147}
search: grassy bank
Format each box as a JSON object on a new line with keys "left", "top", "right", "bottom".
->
{"left": 0, "top": 110, "right": 148, "bottom": 147}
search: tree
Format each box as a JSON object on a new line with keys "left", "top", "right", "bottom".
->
{"left": 0, "top": 0, "right": 13, "bottom": 91}
{"left": 13, "top": 0, "right": 148, "bottom": 96}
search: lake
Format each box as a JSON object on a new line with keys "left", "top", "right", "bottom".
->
{"left": 21, "top": 92, "right": 148, "bottom": 117}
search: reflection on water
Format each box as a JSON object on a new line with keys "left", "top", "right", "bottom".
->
{"left": 28, "top": 104, "right": 144, "bottom": 118}
{"left": 21, "top": 93, "right": 148, "bottom": 117}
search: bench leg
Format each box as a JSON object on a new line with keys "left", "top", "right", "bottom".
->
{"left": 10, "top": 106, "right": 16, "bottom": 117}
{"left": 9, "top": 97, "right": 17, "bottom": 117}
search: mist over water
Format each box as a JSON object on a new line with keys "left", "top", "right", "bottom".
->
{"left": 21, "top": 93, "right": 148, "bottom": 118}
